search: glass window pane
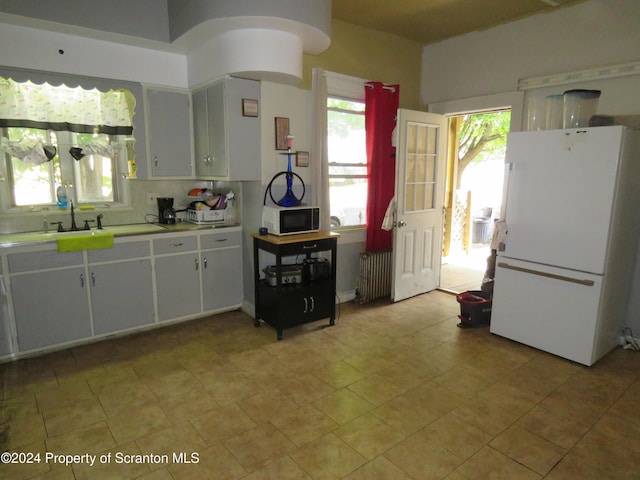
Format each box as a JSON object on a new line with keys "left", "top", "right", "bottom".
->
{"left": 6, "top": 127, "right": 59, "bottom": 206}
{"left": 73, "top": 134, "right": 115, "bottom": 203}
{"left": 426, "top": 155, "right": 436, "bottom": 182}
{"left": 327, "top": 112, "right": 366, "bottom": 166}
{"left": 74, "top": 154, "right": 114, "bottom": 202}
{"left": 12, "top": 159, "right": 56, "bottom": 205}
{"left": 405, "top": 183, "right": 415, "bottom": 212}
{"left": 329, "top": 177, "right": 367, "bottom": 227}
{"left": 327, "top": 97, "right": 367, "bottom": 228}
{"left": 407, "top": 124, "right": 417, "bottom": 153}
{"left": 416, "top": 155, "right": 426, "bottom": 182}
{"left": 416, "top": 182, "right": 426, "bottom": 210}
{"left": 427, "top": 126, "right": 437, "bottom": 154}
{"left": 417, "top": 126, "right": 427, "bottom": 154}
{"left": 406, "top": 154, "right": 415, "bottom": 182}
{"left": 425, "top": 183, "right": 435, "bottom": 209}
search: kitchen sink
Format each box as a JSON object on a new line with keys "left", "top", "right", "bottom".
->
{"left": 38, "top": 223, "right": 167, "bottom": 238}
{"left": 100, "top": 224, "right": 168, "bottom": 235}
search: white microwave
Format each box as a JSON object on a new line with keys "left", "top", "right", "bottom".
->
{"left": 262, "top": 205, "right": 320, "bottom": 235}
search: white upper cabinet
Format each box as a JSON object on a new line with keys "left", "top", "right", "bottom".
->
{"left": 140, "top": 87, "right": 194, "bottom": 179}
{"left": 193, "top": 77, "right": 261, "bottom": 181}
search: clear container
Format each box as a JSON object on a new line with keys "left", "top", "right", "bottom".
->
{"left": 526, "top": 96, "right": 545, "bottom": 131}
{"left": 562, "top": 89, "right": 601, "bottom": 128}
{"left": 545, "top": 94, "right": 563, "bottom": 130}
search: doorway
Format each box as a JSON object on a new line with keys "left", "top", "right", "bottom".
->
{"left": 440, "top": 110, "right": 510, "bottom": 294}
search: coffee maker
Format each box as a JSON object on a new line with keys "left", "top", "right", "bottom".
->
{"left": 157, "top": 197, "right": 176, "bottom": 224}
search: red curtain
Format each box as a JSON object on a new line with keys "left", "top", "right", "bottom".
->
{"left": 365, "top": 81, "right": 399, "bottom": 252}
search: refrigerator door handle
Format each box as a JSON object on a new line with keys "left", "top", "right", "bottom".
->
{"left": 498, "top": 262, "right": 595, "bottom": 286}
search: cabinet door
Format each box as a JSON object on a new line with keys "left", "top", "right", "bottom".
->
{"left": 201, "top": 246, "right": 242, "bottom": 312}
{"left": 12, "top": 268, "right": 91, "bottom": 351}
{"left": 90, "top": 259, "right": 155, "bottom": 335}
{"left": 207, "top": 83, "right": 228, "bottom": 178}
{"left": 155, "top": 253, "right": 201, "bottom": 320}
{"left": 279, "top": 284, "right": 333, "bottom": 328}
{"left": 193, "top": 89, "right": 211, "bottom": 178}
{"left": 146, "top": 88, "right": 193, "bottom": 177}
{"left": 0, "top": 277, "right": 13, "bottom": 357}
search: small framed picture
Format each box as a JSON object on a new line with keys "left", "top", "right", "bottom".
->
{"left": 296, "top": 151, "right": 309, "bottom": 167}
{"left": 275, "top": 117, "right": 290, "bottom": 150}
{"left": 242, "top": 98, "right": 259, "bottom": 117}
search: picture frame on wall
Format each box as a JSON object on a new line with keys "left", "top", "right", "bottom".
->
{"left": 275, "top": 117, "right": 290, "bottom": 150}
{"left": 296, "top": 151, "right": 309, "bottom": 167}
{"left": 242, "top": 98, "right": 259, "bottom": 117}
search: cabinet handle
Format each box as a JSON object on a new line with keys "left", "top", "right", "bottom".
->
{"left": 216, "top": 238, "right": 227, "bottom": 243}
{"left": 169, "top": 243, "right": 184, "bottom": 248}
{"left": 303, "top": 297, "right": 308, "bottom": 313}
{"left": 497, "top": 262, "right": 595, "bottom": 286}
{"left": 303, "top": 243, "right": 317, "bottom": 250}
{"left": 310, "top": 296, "right": 315, "bottom": 312}
{"left": 91, "top": 272, "right": 96, "bottom": 287}
{"left": 195, "top": 258, "right": 199, "bottom": 271}
{"left": 80, "top": 273, "right": 84, "bottom": 288}
{"left": 154, "top": 156, "right": 158, "bottom": 167}
{"left": 203, "top": 257, "right": 208, "bottom": 269}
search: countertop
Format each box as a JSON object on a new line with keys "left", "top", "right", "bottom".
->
{"left": 251, "top": 230, "right": 340, "bottom": 245}
{"left": 0, "top": 222, "right": 241, "bottom": 248}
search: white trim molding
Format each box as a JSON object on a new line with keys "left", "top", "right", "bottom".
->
{"left": 518, "top": 61, "right": 640, "bottom": 91}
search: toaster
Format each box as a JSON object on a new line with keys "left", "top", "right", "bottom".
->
{"left": 303, "top": 257, "right": 330, "bottom": 282}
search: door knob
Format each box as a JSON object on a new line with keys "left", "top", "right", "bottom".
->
{"left": 398, "top": 221, "right": 407, "bottom": 227}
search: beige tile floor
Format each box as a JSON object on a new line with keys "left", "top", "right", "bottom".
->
{"left": 2, "top": 290, "right": 640, "bottom": 479}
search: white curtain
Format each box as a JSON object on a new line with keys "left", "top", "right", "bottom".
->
{"left": 0, "top": 78, "right": 132, "bottom": 132}
{"left": 311, "top": 67, "right": 331, "bottom": 231}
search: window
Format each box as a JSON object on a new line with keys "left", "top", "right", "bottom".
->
{"left": 327, "top": 97, "right": 367, "bottom": 228}
{"left": 0, "top": 78, "right": 133, "bottom": 210}
{"left": 4, "top": 128, "right": 124, "bottom": 207}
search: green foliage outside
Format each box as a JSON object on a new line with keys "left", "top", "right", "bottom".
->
{"left": 457, "top": 110, "right": 510, "bottom": 184}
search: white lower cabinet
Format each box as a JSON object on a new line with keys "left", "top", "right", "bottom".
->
{"left": 90, "top": 259, "right": 155, "bottom": 335}
{"left": 12, "top": 266, "right": 91, "bottom": 351}
{"left": 4, "top": 227, "right": 243, "bottom": 357}
{"left": 88, "top": 241, "right": 155, "bottom": 335}
{"left": 201, "top": 246, "right": 242, "bottom": 312}
{"left": 155, "top": 252, "right": 201, "bottom": 321}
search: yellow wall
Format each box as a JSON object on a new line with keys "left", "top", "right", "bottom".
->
{"left": 300, "top": 19, "right": 423, "bottom": 110}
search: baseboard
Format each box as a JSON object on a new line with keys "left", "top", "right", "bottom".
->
{"left": 336, "top": 290, "right": 357, "bottom": 304}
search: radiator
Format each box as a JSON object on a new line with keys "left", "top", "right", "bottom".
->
{"left": 355, "top": 250, "right": 392, "bottom": 303}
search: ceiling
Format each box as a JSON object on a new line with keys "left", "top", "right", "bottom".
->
{"left": 331, "top": 0, "right": 587, "bottom": 45}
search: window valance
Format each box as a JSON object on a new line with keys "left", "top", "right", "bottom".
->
{"left": 0, "top": 77, "right": 134, "bottom": 135}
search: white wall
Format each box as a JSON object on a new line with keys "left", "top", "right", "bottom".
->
{"left": 241, "top": 81, "right": 363, "bottom": 306}
{"left": 421, "top": 0, "right": 640, "bottom": 105}
{"left": 0, "top": 22, "right": 187, "bottom": 87}
{"left": 420, "top": 0, "right": 640, "bottom": 334}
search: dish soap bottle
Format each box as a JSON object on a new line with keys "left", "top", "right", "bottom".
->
{"left": 225, "top": 191, "right": 237, "bottom": 225}
{"left": 56, "top": 185, "right": 68, "bottom": 209}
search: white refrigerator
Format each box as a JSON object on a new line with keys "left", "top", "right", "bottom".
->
{"left": 490, "top": 126, "right": 640, "bottom": 366}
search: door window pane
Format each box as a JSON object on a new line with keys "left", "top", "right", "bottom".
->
{"left": 404, "top": 123, "right": 437, "bottom": 212}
